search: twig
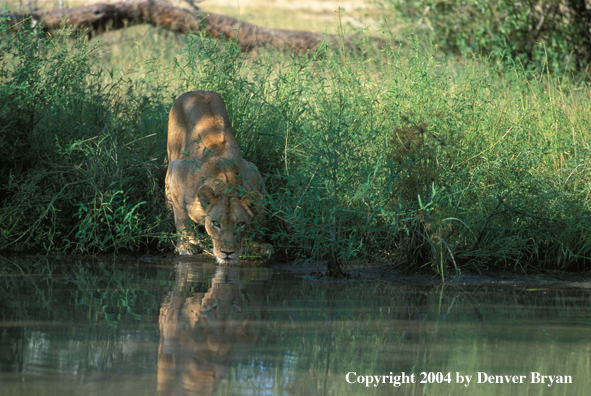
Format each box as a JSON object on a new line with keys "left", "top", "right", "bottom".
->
{"left": 564, "top": 163, "right": 588, "bottom": 185}
{"left": 454, "top": 126, "right": 512, "bottom": 168}
{"left": 440, "top": 237, "right": 459, "bottom": 276}
{"left": 294, "top": 161, "right": 322, "bottom": 210}
{"left": 470, "top": 189, "right": 512, "bottom": 251}
{"left": 182, "top": 0, "right": 202, "bottom": 13}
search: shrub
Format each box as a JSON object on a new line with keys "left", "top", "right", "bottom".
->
{"left": 376, "top": 0, "right": 591, "bottom": 77}
{"left": 0, "top": 18, "right": 170, "bottom": 253}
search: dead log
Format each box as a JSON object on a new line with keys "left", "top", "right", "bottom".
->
{"left": 1, "top": 0, "right": 388, "bottom": 53}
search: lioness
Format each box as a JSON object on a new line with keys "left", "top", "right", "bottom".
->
{"left": 165, "top": 91, "right": 270, "bottom": 264}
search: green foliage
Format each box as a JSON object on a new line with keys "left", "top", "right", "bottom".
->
{"left": 376, "top": 0, "right": 591, "bottom": 76}
{"left": 0, "top": 19, "right": 171, "bottom": 253}
{"left": 0, "top": 19, "right": 98, "bottom": 179}
{"left": 1, "top": 17, "right": 590, "bottom": 272}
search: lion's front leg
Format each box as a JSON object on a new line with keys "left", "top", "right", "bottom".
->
{"left": 164, "top": 167, "right": 173, "bottom": 213}
{"left": 251, "top": 214, "right": 273, "bottom": 257}
{"left": 172, "top": 206, "right": 203, "bottom": 256}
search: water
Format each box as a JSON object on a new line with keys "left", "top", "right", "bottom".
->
{"left": 0, "top": 256, "right": 589, "bottom": 395}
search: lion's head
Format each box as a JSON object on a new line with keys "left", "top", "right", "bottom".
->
{"left": 197, "top": 185, "right": 262, "bottom": 265}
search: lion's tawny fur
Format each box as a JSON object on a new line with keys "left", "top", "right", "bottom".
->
{"left": 165, "top": 91, "right": 269, "bottom": 264}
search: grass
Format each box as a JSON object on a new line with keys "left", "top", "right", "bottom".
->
{"left": 0, "top": 8, "right": 590, "bottom": 274}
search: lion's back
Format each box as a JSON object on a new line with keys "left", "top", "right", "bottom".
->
{"left": 167, "top": 91, "right": 234, "bottom": 163}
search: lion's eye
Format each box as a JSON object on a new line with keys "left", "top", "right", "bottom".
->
{"left": 211, "top": 220, "right": 221, "bottom": 228}
{"left": 236, "top": 222, "right": 246, "bottom": 229}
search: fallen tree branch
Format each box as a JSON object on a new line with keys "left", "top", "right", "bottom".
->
{"left": 1, "top": 0, "right": 389, "bottom": 52}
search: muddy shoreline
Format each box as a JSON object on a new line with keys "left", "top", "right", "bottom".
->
{"left": 3, "top": 254, "right": 591, "bottom": 289}
{"left": 270, "top": 261, "right": 591, "bottom": 289}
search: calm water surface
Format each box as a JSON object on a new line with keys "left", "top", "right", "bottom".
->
{"left": 0, "top": 257, "right": 589, "bottom": 396}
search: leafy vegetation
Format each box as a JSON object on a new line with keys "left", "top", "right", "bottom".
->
{"left": 1, "top": 14, "right": 590, "bottom": 273}
{"left": 0, "top": 21, "right": 172, "bottom": 253}
{"left": 375, "top": 0, "right": 591, "bottom": 77}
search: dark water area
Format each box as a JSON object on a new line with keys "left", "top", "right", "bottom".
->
{"left": 0, "top": 256, "right": 589, "bottom": 396}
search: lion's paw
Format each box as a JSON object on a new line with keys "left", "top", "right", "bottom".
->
{"left": 176, "top": 237, "right": 204, "bottom": 256}
{"left": 257, "top": 243, "right": 274, "bottom": 256}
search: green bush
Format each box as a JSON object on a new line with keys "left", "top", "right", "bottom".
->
{"left": 376, "top": 0, "right": 591, "bottom": 77}
{"left": 0, "top": 19, "right": 171, "bottom": 253}
{"left": 0, "top": 20, "right": 97, "bottom": 183}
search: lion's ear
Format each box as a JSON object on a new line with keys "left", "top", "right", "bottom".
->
{"left": 241, "top": 191, "right": 264, "bottom": 209}
{"left": 197, "top": 185, "right": 216, "bottom": 209}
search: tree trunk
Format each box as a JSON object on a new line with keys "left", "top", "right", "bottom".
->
{"left": 1, "top": 0, "right": 389, "bottom": 53}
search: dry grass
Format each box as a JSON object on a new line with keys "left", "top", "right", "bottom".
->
{"left": 2, "top": 0, "right": 382, "bottom": 34}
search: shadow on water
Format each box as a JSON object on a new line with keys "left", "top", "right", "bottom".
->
{"left": 0, "top": 256, "right": 590, "bottom": 395}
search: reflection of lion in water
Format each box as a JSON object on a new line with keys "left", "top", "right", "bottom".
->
{"left": 157, "top": 265, "right": 260, "bottom": 396}
{"left": 165, "top": 91, "right": 270, "bottom": 264}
